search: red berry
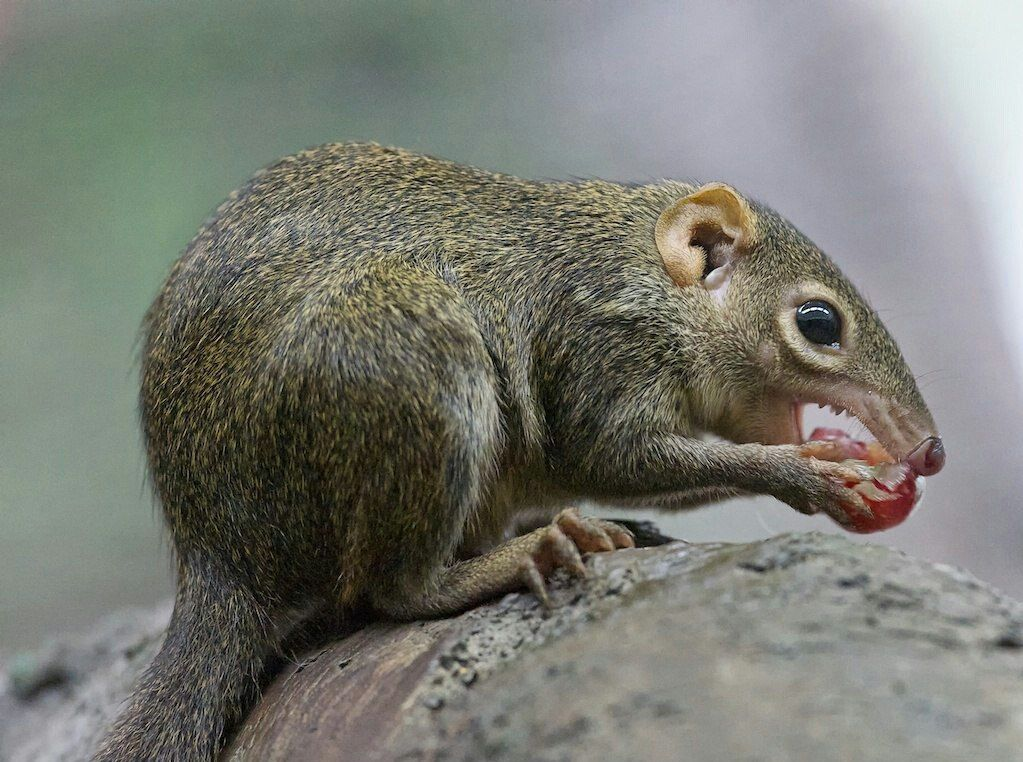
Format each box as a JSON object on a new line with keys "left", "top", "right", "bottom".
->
{"left": 807, "top": 428, "right": 923, "bottom": 533}
{"left": 839, "top": 466, "right": 921, "bottom": 534}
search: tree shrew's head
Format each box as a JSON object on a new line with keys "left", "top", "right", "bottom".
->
{"left": 655, "top": 182, "right": 944, "bottom": 477}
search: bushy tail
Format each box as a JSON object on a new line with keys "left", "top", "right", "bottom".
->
{"left": 93, "top": 568, "right": 276, "bottom": 761}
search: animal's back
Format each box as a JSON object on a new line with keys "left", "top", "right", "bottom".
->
{"left": 141, "top": 143, "right": 521, "bottom": 593}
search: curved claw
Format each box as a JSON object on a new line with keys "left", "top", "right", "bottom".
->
{"left": 518, "top": 557, "right": 550, "bottom": 609}
{"left": 555, "top": 508, "right": 636, "bottom": 553}
{"left": 519, "top": 510, "right": 635, "bottom": 609}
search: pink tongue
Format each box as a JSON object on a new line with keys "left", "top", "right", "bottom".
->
{"left": 807, "top": 427, "right": 868, "bottom": 460}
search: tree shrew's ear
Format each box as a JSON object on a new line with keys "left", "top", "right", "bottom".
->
{"left": 655, "top": 183, "right": 756, "bottom": 295}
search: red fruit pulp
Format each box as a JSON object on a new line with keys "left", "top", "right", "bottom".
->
{"left": 807, "top": 427, "right": 923, "bottom": 534}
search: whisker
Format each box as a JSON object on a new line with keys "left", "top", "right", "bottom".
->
{"left": 752, "top": 506, "right": 778, "bottom": 535}
{"left": 918, "top": 378, "right": 950, "bottom": 392}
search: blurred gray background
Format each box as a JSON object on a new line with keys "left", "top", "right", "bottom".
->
{"left": 2, "top": 0, "right": 1020, "bottom": 650}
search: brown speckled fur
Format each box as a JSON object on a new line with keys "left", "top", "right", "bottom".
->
{"left": 94, "top": 143, "right": 934, "bottom": 760}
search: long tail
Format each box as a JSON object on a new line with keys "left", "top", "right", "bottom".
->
{"left": 93, "top": 567, "right": 276, "bottom": 761}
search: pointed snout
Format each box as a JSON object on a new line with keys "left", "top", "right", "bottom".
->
{"left": 907, "top": 436, "right": 945, "bottom": 476}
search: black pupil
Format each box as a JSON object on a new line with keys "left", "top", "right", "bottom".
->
{"left": 795, "top": 300, "right": 841, "bottom": 347}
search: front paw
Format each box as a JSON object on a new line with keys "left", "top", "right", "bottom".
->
{"left": 773, "top": 453, "right": 875, "bottom": 526}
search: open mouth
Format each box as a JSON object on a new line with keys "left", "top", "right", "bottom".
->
{"left": 788, "top": 400, "right": 879, "bottom": 454}
{"left": 787, "top": 398, "right": 877, "bottom": 449}
{"left": 774, "top": 397, "right": 942, "bottom": 534}
{"left": 783, "top": 397, "right": 943, "bottom": 477}
{"left": 789, "top": 398, "right": 895, "bottom": 467}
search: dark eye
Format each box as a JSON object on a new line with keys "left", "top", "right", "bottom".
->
{"left": 795, "top": 300, "right": 842, "bottom": 347}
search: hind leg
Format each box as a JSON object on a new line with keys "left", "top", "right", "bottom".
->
{"left": 301, "top": 262, "right": 525, "bottom": 616}
{"left": 372, "top": 508, "right": 634, "bottom": 619}
{"left": 299, "top": 262, "right": 633, "bottom": 619}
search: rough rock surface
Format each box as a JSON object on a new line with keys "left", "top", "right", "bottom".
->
{"left": 3, "top": 532, "right": 1022, "bottom": 761}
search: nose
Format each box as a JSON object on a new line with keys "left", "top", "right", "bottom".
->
{"left": 907, "top": 437, "right": 945, "bottom": 476}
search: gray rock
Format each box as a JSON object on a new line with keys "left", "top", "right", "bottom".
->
{"left": 1, "top": 601, "right": 171, "bottom": 762}
{"left": 4, "top": 534, "right": 1022, "bottom": 761}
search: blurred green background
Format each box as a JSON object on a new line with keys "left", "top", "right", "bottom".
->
{"left": 1, "top": 0, "right": 573, "bottom": 648}
{"left": 0, "top": 1, "right": 568, "bottom": 646}
{"left": 3, "top": 1, "right": 1021, "bottom": 651}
